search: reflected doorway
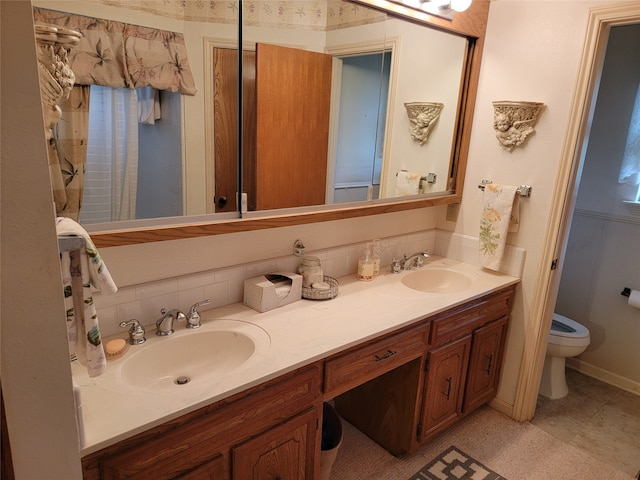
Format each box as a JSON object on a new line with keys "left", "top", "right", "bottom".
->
{"left": 331, "top": 51, "right": 391, "bottom": 204}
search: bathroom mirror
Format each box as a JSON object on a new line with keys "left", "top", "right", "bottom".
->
{"left": 34, "top": 0, "right": 489, "bottom": 247}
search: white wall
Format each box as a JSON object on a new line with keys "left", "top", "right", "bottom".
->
{"left": 556, "top": 24, "right": 640, "bottom": 391}
{"left": 437, "top": 0, "right": 611, "bottom": 406}
{"left": 1, "top": 1, "right": 83, "bottom": 478}
{"left": 381, "top": 18, "right": 467, "bottom": 196}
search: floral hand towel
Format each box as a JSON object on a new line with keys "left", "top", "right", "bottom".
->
{"left": 479, "top": 184, "right": 519, "bottom": 271}
{"left": 56, "top": 217, "right": 117, "bottom": 377}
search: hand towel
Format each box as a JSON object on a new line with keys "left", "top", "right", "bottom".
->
{"left": 395, "top": 171, "right": 421, "bottom": 196}
{"left": 56, "top": 217, "right": 117, "bottom": 377}
{"left": 479, "top": 184, "right": 519, "bottom": 271}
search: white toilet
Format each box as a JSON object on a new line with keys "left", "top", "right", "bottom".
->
{"left": 538, "top": 313, "right": 591, "bottom": 399}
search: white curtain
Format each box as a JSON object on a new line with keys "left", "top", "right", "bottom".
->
{"left": 619, "top": 83, "right": 640, "bottom": 191}
{"left": 80, "top": 86, "right": 139, "bottom": 224}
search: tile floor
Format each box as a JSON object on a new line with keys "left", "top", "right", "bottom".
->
{"left": 531, "top": 368, "right": 640, "bottom": 478}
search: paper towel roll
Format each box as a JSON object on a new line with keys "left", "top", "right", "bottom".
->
{"left": 628, "top": 289, "right": 640, "bottom": 309}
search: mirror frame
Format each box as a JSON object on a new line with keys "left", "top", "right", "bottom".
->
{"left": 89, "top": 0, "right": 490, "bottom": 248}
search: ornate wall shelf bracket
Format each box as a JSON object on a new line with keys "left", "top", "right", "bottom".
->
{"left": 492, "top": 101, "right": 545, "bottom": 152}
{"left": 405, "top": 102, "right": 443, "bottom": 146}
{"left": 35, "top": 24, "right": 82, "bottom": 139}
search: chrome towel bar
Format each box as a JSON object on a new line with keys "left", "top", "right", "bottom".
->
{"left": 478, "top": 180, "right": 532, "bottom": 197}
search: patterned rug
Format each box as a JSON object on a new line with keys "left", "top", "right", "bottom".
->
{"left": 409, "top": 446, "right": 507, "bottom": 480}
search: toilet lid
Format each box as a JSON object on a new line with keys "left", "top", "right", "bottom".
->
{"left": 551, "top": 313, "right": 590, "bottom": 338}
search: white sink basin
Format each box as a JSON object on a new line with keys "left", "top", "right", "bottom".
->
{"left": 118, "top": 320, "right": 270, "bottom": 392}
{"left": 401, "top": 268, "right": 473, "bottom": 293}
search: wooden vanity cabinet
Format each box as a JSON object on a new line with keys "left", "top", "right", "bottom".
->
{"left": 463, "top": 315, "right": 509, "bottom": 413}
{"left": 81, "top": 363, "right": 322, "bottom": 480}
{"left": 334, "top": 285, "right": 516, "bottom": 453}
{"left": 232, "top": 408, "right": 318, "bottom": 479}
{"left": 418, "top": 286, "right": 515, "bottom": 443}
{"left": 419, "top": 335, "right": 471, "bottom": 441}
{"left": 81, "top": 285, "right": 516, "bottom": 478}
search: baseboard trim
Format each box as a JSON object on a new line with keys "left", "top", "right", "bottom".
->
{"left": 566, "top": 358, "right": 640, "bottom": 396}
{"left": 488, "top": 396, "right": 515, "bottom": 419}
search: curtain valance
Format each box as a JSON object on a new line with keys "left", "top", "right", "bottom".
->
{"left": 34, "top": 8, "right": 197, "bottom": 96}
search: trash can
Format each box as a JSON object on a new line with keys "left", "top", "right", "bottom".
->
{"left": 319, "top": 402, "right": 343, "bottom": 480}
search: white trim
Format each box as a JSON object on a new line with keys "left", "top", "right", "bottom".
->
{"left": 326, "top": 56, "right": 343, "bottom": 204}
{"left": 325, "top": 37, "right": 400, "bottom": 202}
{"left": 574, "top": 207, "right": 640, "bottom": 225}
{"left": 567, "top": 358, "right": 640, "bottom": 396}
{"left": 512, "top": 1, "right": 640, "bottom": 422}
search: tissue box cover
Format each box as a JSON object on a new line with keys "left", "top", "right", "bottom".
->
{"left": 243, "top": 272, "right": 302, "bottom": 312}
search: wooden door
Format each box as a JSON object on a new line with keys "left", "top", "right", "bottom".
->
{"left": 255, "top": 43, "right": 333, "bottom": 210}
{"left": 232, "top": 408, "right": 319, "bottom": 480}
{"left": 463, "top": 316, "right": 509, "bottom": 413}
{"left": 213, "top": 48, "right": 257, "bottom": 212}
{"left": 419, "top": 336, "right": 471, "bottom": 442}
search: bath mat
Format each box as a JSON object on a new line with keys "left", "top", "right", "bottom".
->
{"left": 409, "top": 445, "right": 506, "bottom": 480}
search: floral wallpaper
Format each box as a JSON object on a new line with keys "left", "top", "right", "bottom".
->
{"left": 92, "top": 0, "right": 385, "bottom": 31}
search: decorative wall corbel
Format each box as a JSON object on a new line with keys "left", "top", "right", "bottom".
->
{"left": 492, "top": 101, "right": 544, "bottom": 151}
{"left": 35, "top": 24, "right": 82, "bottom": 139}
{"left": 404, "top": 102, "right": 443, "bottom": 145}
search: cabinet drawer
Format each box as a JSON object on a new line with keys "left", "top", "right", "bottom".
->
{"left": 430, "top": 287, "right": 514, "bottom": 346}
{"left": 324, "top": 324, "right": 428, "bottom": 398}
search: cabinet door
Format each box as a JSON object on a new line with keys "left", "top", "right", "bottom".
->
{"left": 463, "top": 316, "right": 509, "bottom": 413}
{"left": 232, "top": 407, "right": 319, "bottom": 480}
{"left": 419, "top": 335, "right": 471, "bottom": 442}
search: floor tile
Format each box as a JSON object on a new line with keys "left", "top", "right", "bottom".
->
{"left": 532, "top": 369, "right": 640, "bottom": 477}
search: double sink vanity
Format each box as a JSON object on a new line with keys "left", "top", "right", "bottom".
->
{"left": 76, "top": 256, "right": 519, "bottom": 479}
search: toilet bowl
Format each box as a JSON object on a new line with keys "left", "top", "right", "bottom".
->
{"left": 538, "top": 313, "right": 590, "bottom": 399}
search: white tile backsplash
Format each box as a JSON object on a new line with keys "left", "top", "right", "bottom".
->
{"left": 94, "top": 229, "right": 525, "bottom": 338}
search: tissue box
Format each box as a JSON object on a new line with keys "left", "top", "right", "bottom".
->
{"left": 243, "top": 272, "right": 302, "bottom": 313}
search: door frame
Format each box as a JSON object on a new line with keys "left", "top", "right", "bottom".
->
{"left": 325, "top": 37, "right": 400, "bottom": 203}
{"left": 512, "top": 1, "right": 640, "bottom": 421}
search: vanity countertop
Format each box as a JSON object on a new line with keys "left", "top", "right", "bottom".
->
{"left": 72, "top": 256, "right": 520, "bottom": 456}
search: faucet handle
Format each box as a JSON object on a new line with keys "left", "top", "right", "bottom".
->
{"left": 186, "top": 299, "right": 211, "bottom": 329}
{"left": 119, "top": 319, "right": 146, "bottom": 345}
{"left": 390, "top": 258, "right": 401, "bottom": 274}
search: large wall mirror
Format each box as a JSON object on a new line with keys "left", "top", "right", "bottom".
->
{"left": 33, "top": 0, "right": 489, "bottom": 247}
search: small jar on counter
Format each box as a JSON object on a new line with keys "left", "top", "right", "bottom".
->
{"left": 298, "top": 255, "right": 324, "bottom": 287}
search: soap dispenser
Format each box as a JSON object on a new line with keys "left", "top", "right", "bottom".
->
{"left": 371, "top": 239, "right": 381, "bottom": 277}
{"left": 357, "top": 242, "right": 375, "bottom": 281}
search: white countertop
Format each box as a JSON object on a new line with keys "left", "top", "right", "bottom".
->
{"left": 73, "top": 256, "right": 520, "bottom": 456}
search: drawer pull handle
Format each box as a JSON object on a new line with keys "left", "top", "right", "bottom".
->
{"left": 374, "top": 349, "right": 397, "bottom": 361}
{"left": 484, "top": 354, "right": 494, "bottom": 375}
{"left": 443, "top": 376, "right": 453, "bottom": 400}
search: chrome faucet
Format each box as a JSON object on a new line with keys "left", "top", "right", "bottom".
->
{"left": 185, "top": 299, "right": 212, "bottom": 329}
{"left": 155, "top": 308, "right": 186, "bottom": 336}
{"left": 400, "top": 250, "right": 430, "bottom": 270}
{"left": 119, "top": 318, "right": 146, "bottom": 345}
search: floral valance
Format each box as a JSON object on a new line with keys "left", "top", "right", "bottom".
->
{"left": 33, "top": 8, "right": 197, "bottom": 95}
